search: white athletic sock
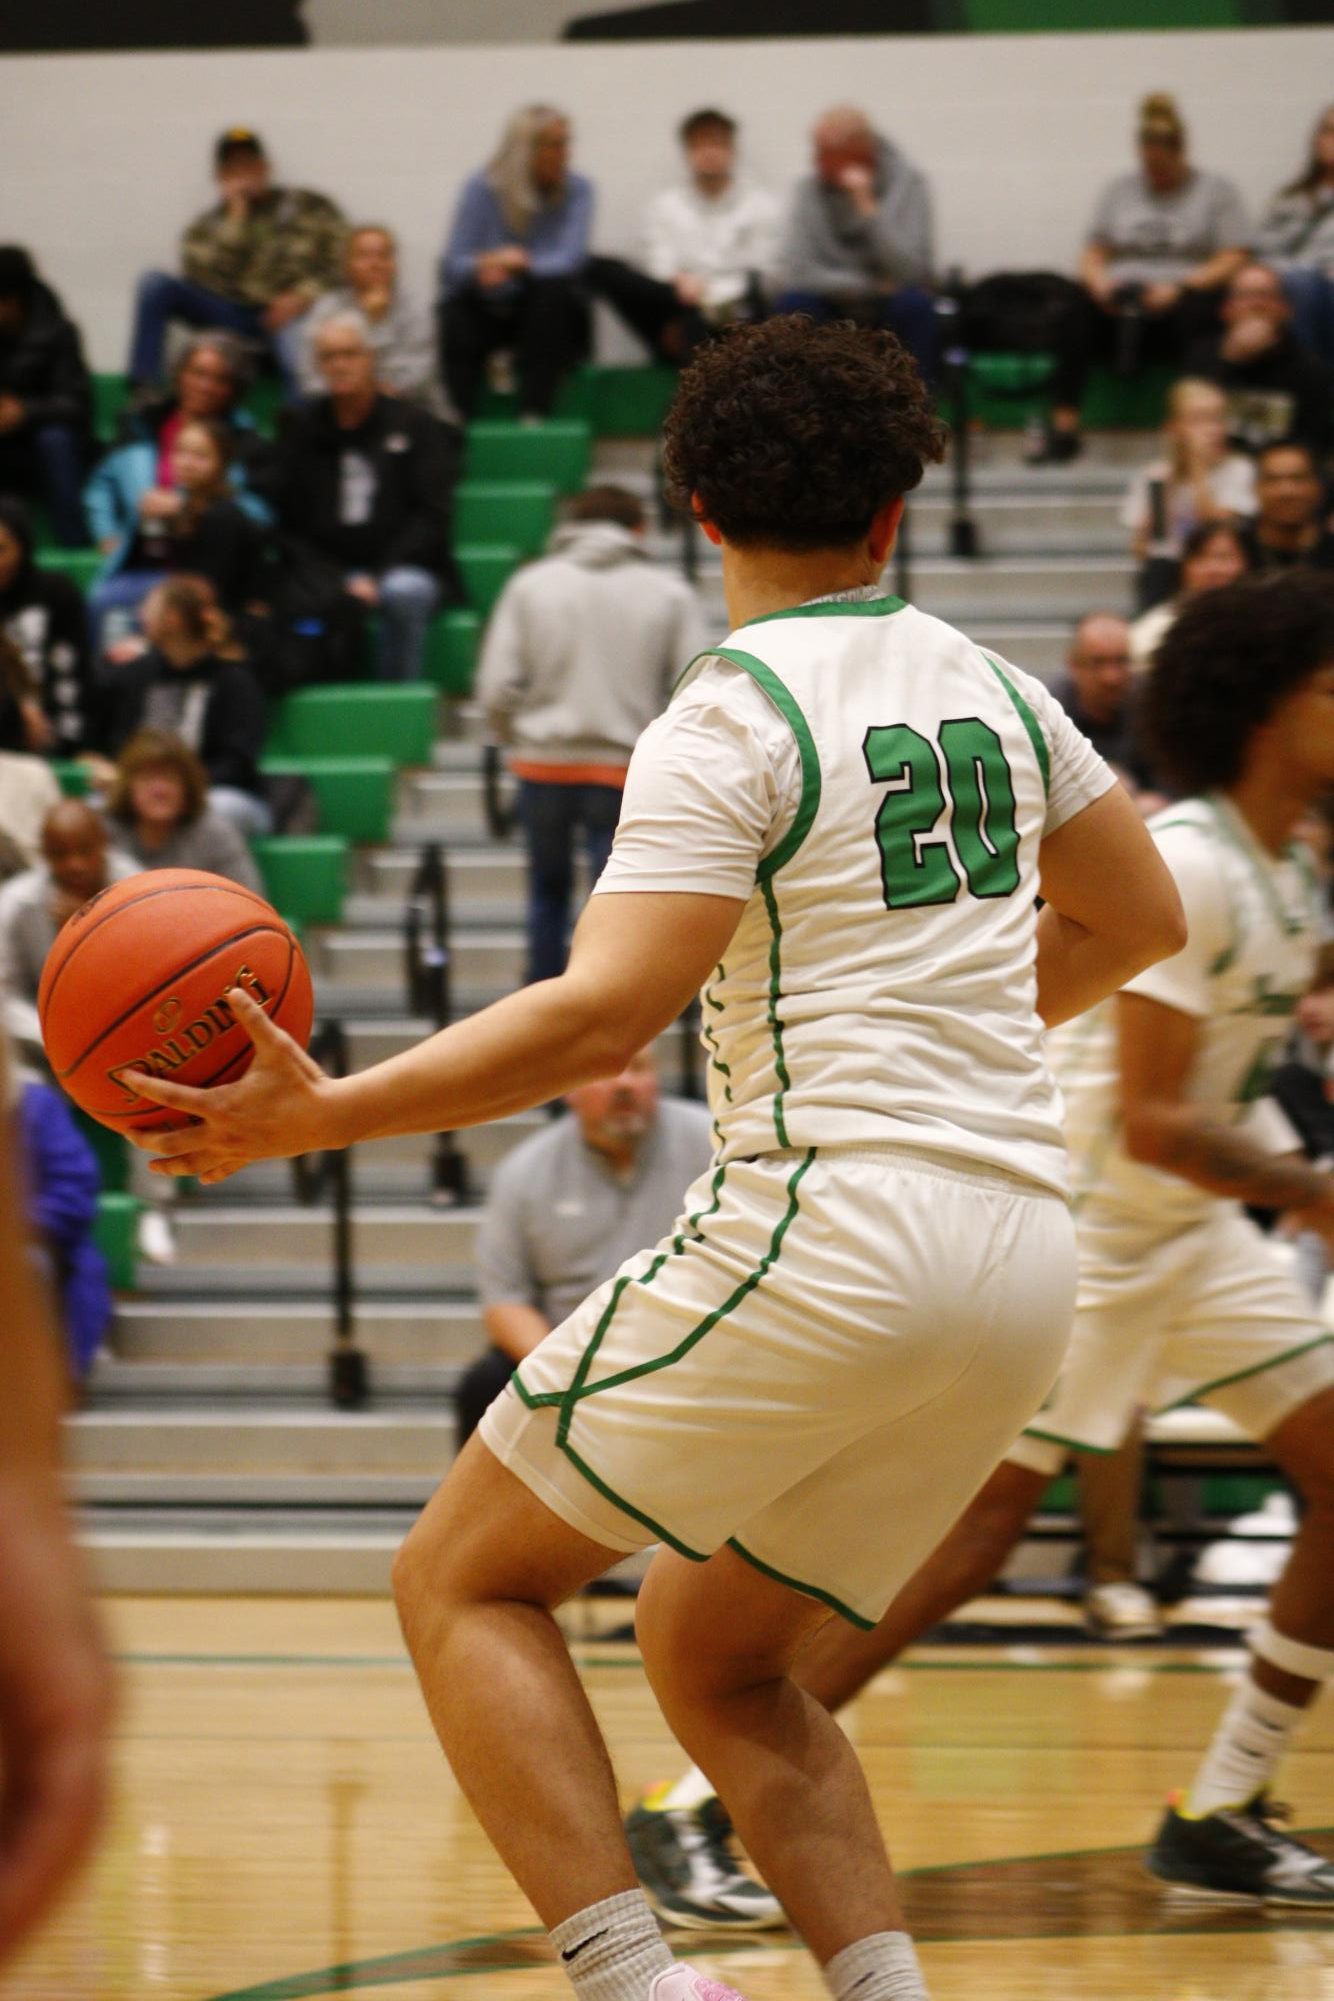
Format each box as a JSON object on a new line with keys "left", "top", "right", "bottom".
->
{"left": 550, "top": 1889, "right": 673, "bottom": 2001}
{"left": 824, "top": 1930, "right": 930, "bottom": 2001}
{"left": 1184, "top": 1680, "right": 1304, "bottom": 1819}
{"left": 658, "top": 1766, "right": 716, "bottom": 1813}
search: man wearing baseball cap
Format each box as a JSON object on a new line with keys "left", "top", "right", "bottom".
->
{"left": 126, "top": 129, "right": 346, "bottom": 392}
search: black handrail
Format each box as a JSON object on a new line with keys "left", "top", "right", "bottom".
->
{"left": 404, "top": 841, "right": 471, "bottom": 1206}
{"left": 482, "top": 743, "right": 516, "bottom": 841}
{"left": 292, "top": 1018, "right": 368, "bottom": 1411}
{"left": 937, "top": 275, "right": 980, "bottom": 560}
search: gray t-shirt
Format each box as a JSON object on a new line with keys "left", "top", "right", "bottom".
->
{"left": 476, "top": 1096, "right": 715, "bottom": 1330}
{"left": 1088, "top": 169, "right": 1248, "bottom": 288}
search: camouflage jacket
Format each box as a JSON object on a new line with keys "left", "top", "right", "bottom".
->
{"left": 180, "top": 187, "right": 347, "bottom": 309}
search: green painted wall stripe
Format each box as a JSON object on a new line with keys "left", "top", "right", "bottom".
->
{"left": 983, "top": 653, "right": 1049, "bottom": 799}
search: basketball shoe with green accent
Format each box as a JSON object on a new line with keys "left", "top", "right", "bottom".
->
{"left": 1147, "top": 1792, "right": 1334, "bottom": 1905}
{"left": 626, "top": 1788, "right": 785, "bottom": 1930}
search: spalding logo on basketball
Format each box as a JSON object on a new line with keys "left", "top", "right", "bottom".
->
{"left": 38, "top": 868, "right": 315, "bottom": 1132}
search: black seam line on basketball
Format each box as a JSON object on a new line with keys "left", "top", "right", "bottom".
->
{"left": 55, "top": 923, "right": 284, "bottom": 1079}
{"left": 39, "top": 877, "right": 273, "bottom": 1023}
{"left": 561, "top": 1149, "right": 807, "bottom": 1415}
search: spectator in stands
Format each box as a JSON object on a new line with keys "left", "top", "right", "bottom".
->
{"left": 126, "top": 129, "right": 346, "bottom": 393}
{"left": 476, "top": 483, "right": 706, "bottom": 983}
{"left": 0, "top": 248, "right": 92, "bottom": 549}
{"left": 439, "top": 106, "right": 592, "bottom": 420}
{"left": 301, "top": 225, "right": 443, "bottom": 412}
{"left": 7, "top": 1058, "right": 112, "bottom": 1383}
{"left": 1050, "top": 612, "right": 1158, "bottom": 799}
{"left": 105, "top": 729, "right": 262, "bottom": 892}
{"left": 88, "top": 419, "right": 270, "bottom": 652}
{"left": 1082, "top": 95, "right": 1247, "bottom": 369}
{"left": 1129, "top": 518, "right": 1251, "bottom": 670}
{"left": 273, "top": 315, "right": 459, "bottom": 682}
{"left": 1253, "top": 104, "right": 1334, "bottom": 367}
{"left": 93, "top": 577, "right": 269, "bottom": 837}
{"left": 1185, "top": 261, "right": 1333, "bottom": 459}
{"left": 0, "top": 747, "right": 61, "bottom": 880}
{"left": 0, "top": 800, "right": 134, "bottom": 1056}
{"left": 458, "top": 1048, "right": 713, "bottom": 1445}
{"left": 0, "top": 499, "right": 91, "bottom": 757}
{"left": 589, "top": 108, "right": 779, "bottom": 363}
{"left": 1240, "top": 439, "right": 1334, "bottom": 574}
{"left": 86, "top": 334, "right": 273, "bottom": 560}
{"left": 774, "top": 106, "right": 936, "bottom": 380}
{"left": 1122, "top": 378, "right": 1256, "bottom": 609}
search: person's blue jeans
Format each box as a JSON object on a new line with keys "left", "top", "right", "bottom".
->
{"left": 127, "top": 268, "right": 308, "bottom": 391}
{"left": 374, "top": 566, "right": 441, "bottom": 682}
{"left": 87, "top": 567, "right": 162, "bottom": 652}
{"left": 774, "top": 286, "right": 940, "bottom": 382}
{"left": 1279, "top": 264, "right": 1334, "bottom": 368}
{"left": 517, "top": 778, "right": 623, "bottom": 984}
{"left": 0, "top": 422, "right": 90, "bottom": 546}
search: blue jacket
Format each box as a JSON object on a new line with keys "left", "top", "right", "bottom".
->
{"left": 439, "top": 171, "right": 593, "bottom": 298}
{"left": 84, "top": 419, "right": 272, "bottom": 581}
{"left": 16, "top": 1081, "right": 113, "bottom": 1379}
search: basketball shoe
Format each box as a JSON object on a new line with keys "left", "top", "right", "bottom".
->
{"left": 649, "top": 1967, "right": 754, "bottom": 2001}
{"left": 1147, "top": 1792, "right": 1334, "bottom": 1904}
{"left": 626, "top": 1788, "right": 784, "bottom": 1929}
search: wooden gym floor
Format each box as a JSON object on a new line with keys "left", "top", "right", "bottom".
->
{"left": 7, "top": 1596, "right": 1333, "bottom": 2001}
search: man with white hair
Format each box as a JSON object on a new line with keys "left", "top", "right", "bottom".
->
{"left": 774, "top": 106, "right": 936, "bottom": 379}
{"left": 272, "top": 313, "right": 461, "bottom": 681}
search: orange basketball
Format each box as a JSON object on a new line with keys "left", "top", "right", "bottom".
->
{"left": 38, "top": 868, "right": 314, "bottom": 1133}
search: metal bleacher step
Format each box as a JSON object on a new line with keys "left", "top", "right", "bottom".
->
{"left": 161, "top": 1201, "right": 483, "bottom": 1274}
{"left": 78, "top": 1510, "right": 417, "bottom": 1594}
{"left": 192, "top": 1109, "right": 547, "bottom": 1200}
{"left": 903, "top": 492, "right": 1124, "bottom": 557}
{"left": 104, "top": 1296, "right": 485, "bottom": 1367}
{"left": 354, "top": 844, "right": 527, "bottom": 911}
{"left": 69, "top": 1404, "right": 454, "bottom": 1475}
{"left": 397, "top": 767, "right": 489, "bottom": 833}
{"left": 695, "top": 555, "right": 1136, "bottom": 623}
{"left": 307, "top": 924, "right": 525, "bottom": 993}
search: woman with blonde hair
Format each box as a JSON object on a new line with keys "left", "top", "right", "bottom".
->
{"left": 1121, "top": 377, "right": 1256, "bottom": 608}
{"left": 104, "top": 727, "right": 262, "bottom": 890}
{"left": 438, "top": 106, "right": 593, "bottom": 419}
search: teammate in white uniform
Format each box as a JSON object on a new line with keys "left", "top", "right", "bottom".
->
{"left": 633, "top": 569, "right": 1334, "bottom": 1920}
{"left": 130, "top": 319, "right": 1183, "bottom": 2001}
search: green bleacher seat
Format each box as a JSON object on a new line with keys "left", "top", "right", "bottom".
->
{"left": 275, "top": 684, "right": 438, "bottom": 765}
{"left": 74, "top": 1108, "right": 131, "bottom": 1193}
{"left": 38, "top": 549, "right": 101, "bottom": 591}
{"left": 465, "top": 420, "right": 591, "bottom": 494}
{"left": 259, "top": 756, "right": 394, "bottom": 844}
{"left": 477, "top": 365, "right": 677, "bottom": 438}
{"left": 457, "top": 542, "right": 521, "bottom": 617}
{"left": 251, "top": 834, "right": 348, "bottom": 925}
{"left": 51, "top": 760, "right": 91, "bottom": 798}
{"left": 965, "top": 358, "right": 1175, "bottom": 432}
{"left": 94, "top": 1190, "right": 139, "bottom": 1290}
{"left": 456, "top": 481, "right": 557, "bottom": 558}
{"left": 93, "top": 372, "right": 130, "bottom": 441}
{"left": 424, "top": 608, "right": 481, "bottom": 697}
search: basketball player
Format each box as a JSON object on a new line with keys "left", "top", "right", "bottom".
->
{"left": 0, "top": 1032, "right": 111, "bottom": 1965}
{"left": 630, "top": 570, "right": 1334, "bottom": 1921}
{"left": 131, "top": 317, "right": 1184, "bottom": 2001}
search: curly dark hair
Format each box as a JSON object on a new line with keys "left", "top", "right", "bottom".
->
{"left": 1140, "top": 571, "right": 1334, "bottom": 794}
{"left": 661, "top": 315, "right": 947, "bottom": 551}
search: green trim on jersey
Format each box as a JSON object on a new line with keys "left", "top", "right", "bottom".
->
{"left": 1204, "top": 794, "right": 1316, "bottom": 941}
{"left": 760, "top": 876, "right": 793, "bottom": 1146}
{"left": 727, "top": 1537, "right": 876, "bottom": 1631}
{"left": 982, "top": 655, "right": 1050, "bottom": 799}
{"left": 1021, "top": 1423, "right": 1118, "bottom": 1456}
{"left": 708, "top": 645, "right": 822, "bottom": 880}
{"left": 739, "top": 593, "right": 907, "bottom": 630}
{"left": 1157, "top": 1331, "right": 1332, "bottom": 1412}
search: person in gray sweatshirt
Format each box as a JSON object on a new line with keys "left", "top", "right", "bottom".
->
{"left": 476, "top": 484, "right": 707, "bottom": 983}
{"left": 774, "top": 104, "right": 937, "bottom": 379}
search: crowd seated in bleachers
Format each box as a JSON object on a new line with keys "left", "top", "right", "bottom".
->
{"left": 1122, "top": 378, "right": 1256, "bottom": 609}
{"left": 1240, "top": 439, "right": 1334, "bottom": 573}
{"left": 439, "top": 107, "right": 593, "bottom": 422}
{"left": 0, "top": 498, "right": 91, "bottom": 755}
{"left": 0, "top": 248, "right": 93, "bottom": 549}
{"left": 126, "top": 128, "right": 346, "bottom": 395}
{"left": 103, "top": 727, "right": 262, "bottom": 892}
{"left": 300, "top": 225, "right": 444, "bottom": 416}
{"left": 1129, "top": 518, "right": 1251, "bottom": 669}
{"left": 1186, "top": 261, "right": 1334, "bottom": 458}
{"left": 1253, "top": 103, "right": 1334, "bottom": 368}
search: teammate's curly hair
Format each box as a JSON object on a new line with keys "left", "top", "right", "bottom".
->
{"left": 662, "top": 315, "right": 947, "bottom": 551}
{"left": 1140, "top": 571, "right": 1334, "bottom": 794}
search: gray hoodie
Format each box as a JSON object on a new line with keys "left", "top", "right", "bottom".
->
{"left": 476, "top": 521, "right": 708, "bottom": 766}
{"left": 780, "top": 134, "right": 933, "bottom": 297}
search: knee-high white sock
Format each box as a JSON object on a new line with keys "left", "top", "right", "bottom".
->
{"left": 1184, "top": 1618, "right": 1334, "bottom": 1818}
{"left": 824, "top": 1931, "right": 930, "bottom": 2001}
{"left": 657, "top": 1766, "right": 716, "bottom": 1812}
{"left": 550, "top": 1889, "right": 673, "bottom": 2001}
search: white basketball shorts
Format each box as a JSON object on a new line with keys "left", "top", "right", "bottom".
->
{"left": 479, "top": 1143, "right": 1077, "bottom": 1628}
{"left": 1008, "top": 1200, "right": 1334, "bottom": 1480}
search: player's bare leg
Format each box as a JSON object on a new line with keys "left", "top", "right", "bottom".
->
{"left": 791, "top": 1460, "right": 1051, "bottom": 1712}
{"left": 637, "top": 1544, "right": 929, "bottom": 1994}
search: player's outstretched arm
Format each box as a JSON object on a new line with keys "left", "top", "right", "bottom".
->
{"left": 1033, "top": 782, "right": 1187, "bottom": 1029}
{"left": 0, "top": 1043, "right": 114, "bottom": 1966}
{"left": 130, "top": 889, "right": 745, "bottom": 1182}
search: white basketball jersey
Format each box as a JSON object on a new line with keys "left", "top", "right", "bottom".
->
{"left": 675, "top": 595, "right": 1112, "bottom": 1196}
{"left": 1052, "top": 795, "right": 1322, "bottom": 1228}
